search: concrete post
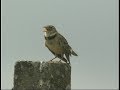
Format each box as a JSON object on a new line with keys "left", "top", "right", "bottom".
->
{"left": 13, "top": 61, "right": 71, "bottom": 90}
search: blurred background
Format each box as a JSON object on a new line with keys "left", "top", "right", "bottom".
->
{"left": 1, "top": 0, "right": 119, "bottom": 89}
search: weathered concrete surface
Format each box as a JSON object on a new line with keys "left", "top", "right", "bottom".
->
{"left": 13, "top": 61, "right": 71, "bottom": 90}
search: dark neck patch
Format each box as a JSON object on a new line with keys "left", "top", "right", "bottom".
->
{"left": 45, "top": 34, "right": 57, "bottom": 40}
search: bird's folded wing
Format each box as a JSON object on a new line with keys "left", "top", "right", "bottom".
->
{"left": 58, "top": 34, "right": 71, "bottom": 54}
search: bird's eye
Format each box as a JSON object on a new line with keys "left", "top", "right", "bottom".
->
{"left": 50, "top": 26, "right": 53, "bottom": 28}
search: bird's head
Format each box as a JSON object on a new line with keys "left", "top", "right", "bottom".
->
{"left": 43, "top": 25, "right": 57, "bottom": 37}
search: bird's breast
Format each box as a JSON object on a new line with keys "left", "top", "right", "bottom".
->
{"left": 45, "top": 39, "right": 63, "bottom": 54}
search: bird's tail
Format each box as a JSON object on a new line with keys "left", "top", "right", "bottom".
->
{"left": 71, "top": 50, "right": 78, "bottom": 56}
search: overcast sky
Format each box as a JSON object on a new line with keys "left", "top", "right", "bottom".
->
{"left": 1, "top": 0, "right": 119, "bottom": 89}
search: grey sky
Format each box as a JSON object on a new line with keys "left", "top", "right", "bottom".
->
{"left": 1, "top": 0, "right": 119, "bottom": 89}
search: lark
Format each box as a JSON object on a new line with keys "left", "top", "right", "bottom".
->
{"left": 43, "top": 25, "right": 78, "bottom": 64}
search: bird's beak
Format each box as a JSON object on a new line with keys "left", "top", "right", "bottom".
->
{"left": 43, "top": 28, "right": 47, "bottom": 32}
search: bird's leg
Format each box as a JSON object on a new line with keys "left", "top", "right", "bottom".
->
{"left": 58, "top": 54, "right": 64, "bottom": 62}
{"left": 59, "top": 57, "right": 68, "bottom": 63}
{"left": 50, "top": 56, "right": 57, "bottom": 61}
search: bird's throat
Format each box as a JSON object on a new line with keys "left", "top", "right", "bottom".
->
{"left": 44, "top": 33, "right": 57, "bottom": 40}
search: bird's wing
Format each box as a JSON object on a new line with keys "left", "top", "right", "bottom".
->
{"left": 58, "top": 33, "right": 78, "bottom": 56}
{"left": 58, "top": 33, "right": 71, "bottom": 54}
{"left": 57, "top": 33, "right": 71, "bottom": 63}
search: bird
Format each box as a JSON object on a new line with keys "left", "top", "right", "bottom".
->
{"left": 42, "top": 25, "right": 78, "bottom": 64}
